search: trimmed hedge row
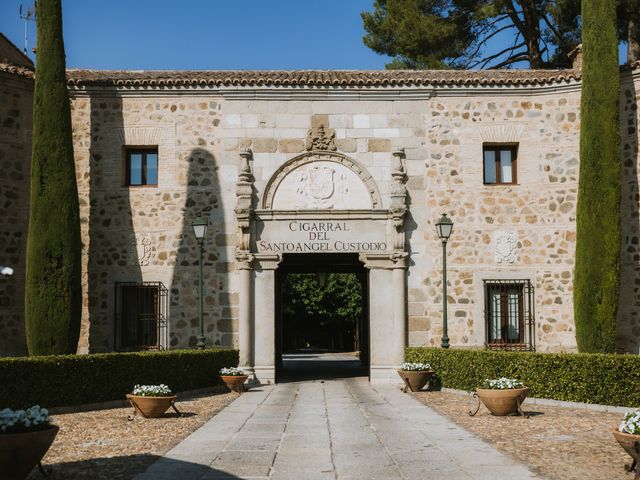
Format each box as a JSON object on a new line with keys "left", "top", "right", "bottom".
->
{"left": 406, "top": 347, "right": 640, "bottom": 407}
{"left": 0, "top": 348, "right": 238, "bottom": 409}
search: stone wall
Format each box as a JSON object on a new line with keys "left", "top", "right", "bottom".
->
{"left": 618, "top": 71, "right": 640, "bottom": 354}
{"left": 0, "top": 70, "right": 32, "bottom": 356}
{"left": 66, "top": 80, "right": 618, "bottom": 354}
{"left": 70, "top": 95, "right": 237, "bottom": 352}
{"left": 0, "top": 68, "right": 598, "bottom": 358}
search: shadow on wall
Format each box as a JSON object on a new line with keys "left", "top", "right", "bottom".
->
{"left": 26, "top": 454, "right": 241, "bottom": 480}
{"left": 87, "top": 94, "right": 142, "bottom": 352}
{"left": 169, "top": 147, "right": 230, "bottom": 349}
{"left": 0, "top": 74, "right": 32, "bottom": 356}
{"left": 618, "top": 72, "right": 640, "bottom": 353}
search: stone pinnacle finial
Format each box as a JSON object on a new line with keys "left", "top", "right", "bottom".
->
{"left": 239, "top": 148, "right": 253, "bottom": 174}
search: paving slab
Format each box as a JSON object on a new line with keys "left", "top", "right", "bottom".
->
{"left": 134, "top": 377, "right": 540, "bottom": 480}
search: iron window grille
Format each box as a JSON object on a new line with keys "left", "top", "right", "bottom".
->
{"left": 114, "top": 282, "right": 168, "bottom": 351}
{"left": 483, "top": 279, "right": 535, "bottom": 351}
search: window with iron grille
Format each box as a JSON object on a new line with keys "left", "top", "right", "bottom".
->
{"left": 484, "top": 279, "right": 535, "bottom": 351}
{"left": 114, "top": 282, "right": 168, "bottom": 351}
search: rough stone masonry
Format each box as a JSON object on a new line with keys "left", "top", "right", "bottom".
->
{"left": 1, "top": 55, "right": 640, "bottom": 368}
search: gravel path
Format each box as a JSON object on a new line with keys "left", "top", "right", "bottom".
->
{"left": 413, "top": 390, "right": 633, "bottom": 480}
{"left": 28, "top": 389, "right": 238, "bottom": 480}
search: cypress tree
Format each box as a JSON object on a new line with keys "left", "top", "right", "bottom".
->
{"left": 25, "top": 0, "right": 82, "bottom": 355}
{"left": 574, "top": 0, "right": 621, "bottom": 352}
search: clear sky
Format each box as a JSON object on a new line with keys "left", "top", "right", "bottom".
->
{"left": 0, "top": 0, "right": 393, "bottom": 70}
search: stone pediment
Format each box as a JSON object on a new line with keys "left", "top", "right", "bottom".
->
{"left": 262, "top": 151, "right": 382, "bottom": 210}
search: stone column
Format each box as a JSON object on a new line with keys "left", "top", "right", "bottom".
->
{"left": 237, "top": 253, "right": 254, "bottom": 376}
{"left": 393, "top": 264, "right": 407, "bottom": 366}
{"left": 234, "top": 148, "right": 255, "bottom": 378}
{"left": 360, "top": 253, "right": 408, "bottom": 384}
{"left": 252, "top": 253, "right": 282, "bottom": 385}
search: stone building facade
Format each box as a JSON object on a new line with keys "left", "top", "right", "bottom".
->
{"left": 0, "top": 36, "right": 33, "bottom": 356}
{"left": 2, "top": 49, "right": 640, "bottom": 381}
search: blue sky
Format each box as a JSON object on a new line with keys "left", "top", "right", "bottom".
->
{"left": 1, "top": 1, "right": 627, "bottom": 70}
{"left": 0, "top": 0, "right": 392, "bottom": 70}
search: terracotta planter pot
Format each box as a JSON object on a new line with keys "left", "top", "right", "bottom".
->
{"left": 220, "top": 375, "right": 248, "bottom": 393}
{"left": 476, "top": 387, "right": 529, "bottom": 416}
{"left": 126, "top": 394, "right": 177, "bottom": 418}
{"left": 397, "top": 370, "right": 434, "bottom": 392}
{"left": 0, "top": 424, "right": 59, "bottom": 480}
{"left": 613, "top": 428, "right": 640, "bottom": 461}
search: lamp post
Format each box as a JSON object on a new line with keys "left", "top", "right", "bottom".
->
{"left": 435, "top": 213, "right": 453, "bottom": 349}
{"left": 192, "top": 216, "right": 208, "bottom": 350}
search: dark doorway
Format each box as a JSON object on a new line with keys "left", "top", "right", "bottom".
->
{"left": 275, "top": 253, "right": 369, "bottom": 382}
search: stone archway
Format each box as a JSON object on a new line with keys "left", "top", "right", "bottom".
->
{"left": 234, "top": 146, "right": 410, "bottom": 384}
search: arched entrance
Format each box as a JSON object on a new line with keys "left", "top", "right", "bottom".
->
{"left": 234, "top": 146, "right": 409, "bottom": 384}
{"left": 275, "top": 253, "right": 369, "bottom": 382}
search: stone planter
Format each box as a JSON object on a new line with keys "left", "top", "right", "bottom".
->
{"left": 0, "top": 424, "right": 59, "bottom": 480}
{"left": 397, "top": 370, "right": 434, "bottom": 392}
{"left": 612, "top": 428, "right": 640, "bottom": 476}
{"left": 476, "top": 387, "right": 529, "bottom": 416}
{"left": 126, "top": 394, "right": 177, "bottom": 418}
{"left": 220, "top": 375, "right": 248, "bottom": 393}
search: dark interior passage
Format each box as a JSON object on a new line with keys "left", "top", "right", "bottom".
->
{"left": 275, "top": 253, "right": 369, "bottom": 381}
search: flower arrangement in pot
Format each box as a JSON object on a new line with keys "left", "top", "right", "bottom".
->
{"left": 126, "top": 384, "right": 177, "bottom": 419}
{"left": 612, "top": 409, "right": 640, "bottom": 477}
{"left": 0, "top": 405, "right": 59, "bottom": 480}
{"left": 219, "top": 367, "right": 248, "bottom": 393}
{"left": 473, "top": 377, "right": 529, "bottom": 416}
{"left": 397, "top": 362, "right": 434, "bottom": 393}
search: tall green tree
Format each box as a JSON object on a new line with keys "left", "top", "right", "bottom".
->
{"left": 25, "top": 0, "right": 82, "bottom": 355}
{"left": 574, "top": 0, "right": 620, "bottom": 353}
{"left": 361, "top": 0, "right": 640, "bottom": 69}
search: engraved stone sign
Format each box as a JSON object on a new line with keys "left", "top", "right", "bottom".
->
{"left": 254, "top": 219, "right": 388, "bottom": 253}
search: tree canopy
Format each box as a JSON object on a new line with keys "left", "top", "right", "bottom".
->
{"left": 282, "top": 273, "right": 363, "bottom": 352}
{"left": 362, "top": 0, "right": 639, "bottom": 69}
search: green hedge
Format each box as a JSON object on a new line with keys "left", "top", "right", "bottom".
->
{"left": 406, "top": 347, "right": 640, "bottom": 407}
{"left": 0, "top": 348, "right": 238, "bottom": 409}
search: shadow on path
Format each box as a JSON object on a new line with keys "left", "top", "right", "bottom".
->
{"left": 277, "top": 352, "right": 367, "bottom": 383}
{"left": 29, "top": 454, "right": 241, "bottom": 480}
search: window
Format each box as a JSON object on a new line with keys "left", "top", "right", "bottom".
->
{"left": 114, "top": 282, "right": 167, "bottom": 350}
{"left": 483, "top": 145, "right": 517, "bottom": 185}
{"left": 125, "top": 148, "right": 158, "bottom": 186}
{"left": 484, "top": 279, "right": 535, "bottom": 351}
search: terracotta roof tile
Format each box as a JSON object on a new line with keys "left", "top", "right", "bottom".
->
{"left": 0, "top": 61, "right": 34, "bottom": 79}
{"left": 65, "top": 68, "right": 582, "bottom": 88}
{"left": 3, "top": 64, "right": 639, "bottom": 89}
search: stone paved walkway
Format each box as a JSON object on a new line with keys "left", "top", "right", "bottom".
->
{"left": 135, "top": 378, "right": 539, "bottom": 480}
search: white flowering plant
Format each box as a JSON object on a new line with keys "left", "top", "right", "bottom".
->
{"left": 0, "top": 406, "right": 50, "bottom": 434}
{"left": 400, "top": 362, "right": 432, "bottom": 371}
{"left": 482, "top": 377, "right": 524, "bottom": 389}
{"left": 131, "top": 384, "right": 173, "bottom": 397}
{"left": 219, "top": 367, "right": 246, "bottom": 376}
{"left": 619, "top": 410, "right": 640, "bottom": 435}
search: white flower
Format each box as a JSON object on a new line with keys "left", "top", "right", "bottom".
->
{"left": 619, "top": 410, "right": 640, "bottom": 435}
{"left": 400, "top": 362, "right": 432, "bottom": 371}
{"left": 483, "top": 377, "right": 524, "bottom": 389}
{"left": 0, "top": 406, "right": 50, "bottom": 433}
{"left": 220, "top": 367, "right": 246, "bottom": 376}
{"left": 132, "top": 384, "right": 172, "bottom": 397}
